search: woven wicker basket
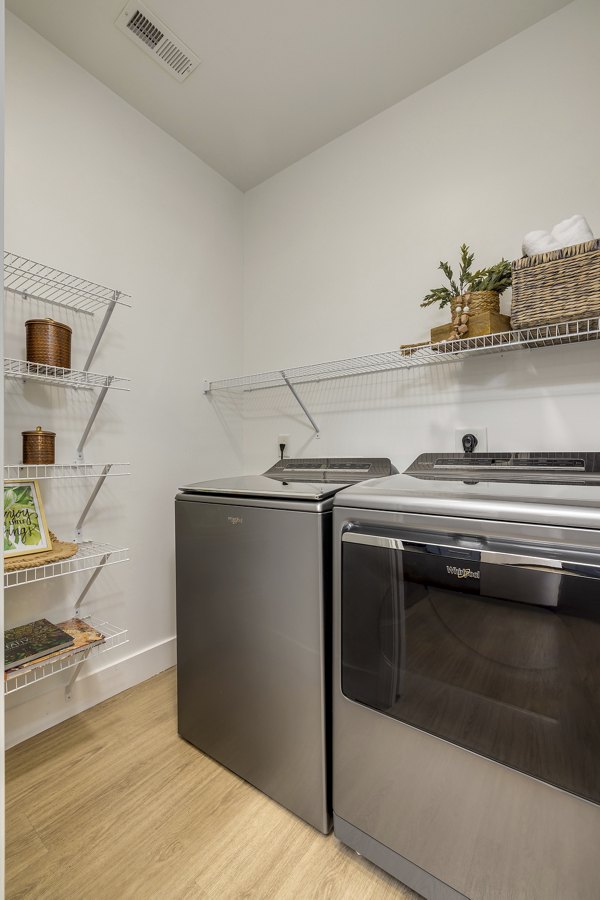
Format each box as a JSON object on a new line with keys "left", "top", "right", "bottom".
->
{"left": 26, "top": 318, "right": 72, "bottom": 369}
{"left": 511, "top": 239, "right": 600, "bottom": 328}
{"left": 451, "top": 291, "right": 500, "bottom": 318}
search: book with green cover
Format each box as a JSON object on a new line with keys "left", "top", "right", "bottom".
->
{"left": 4, "top": 618, "right": 74, "bottom": 670}
{"left": 18, "top": 617, "right": 106, "bottom": 670}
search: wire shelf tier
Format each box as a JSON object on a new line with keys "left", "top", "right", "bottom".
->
{"left": 4, "top": 542, "right": 129, "bottom": 589}
{"left": 206, "top": 317, "right": 600, "bottom": 392}
{"left": 4, "top": 251, "right": 131, "bottom": 315}
{"left": 4, "top": 617, "right": 128, "bottom": 694}
{"left": 4, "top": 463, "right": 131, "bottom": 481}
{"left": 4, "top": 358, "right": 129, "bottom": 390}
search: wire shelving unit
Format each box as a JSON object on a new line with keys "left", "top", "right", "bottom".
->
{"left": 3, "top": 252, "right": 131, "bottom": 314}
{"left": 4, "top": 617, "right": 129, "bottom": 695}
{"left": 204, "top": 317, "right": 600, "bottom": 435}
{"left": 4, "top": 358, "right": 129, "bottom": 390}
{"left": 4, "top": 542, "right": 129, "bottom": 590}
{"left": 4, "top": 462, "right": 130, "bottom": 481}
{"left": 206, "top": 317, "right": 600, "bottom": 393}
{"left": 3, "top": 250, "right": 132, "bottom": 698}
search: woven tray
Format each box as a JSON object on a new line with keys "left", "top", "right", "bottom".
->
{"left": 4, "top": 531, "right": 78, "bottom": 572}
{"left": 511, "top": 239, "right": 600, "bottom": 328}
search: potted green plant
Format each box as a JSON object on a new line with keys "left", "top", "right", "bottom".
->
{"left": 420, "top": 244, "right": 512, "bottom": 341}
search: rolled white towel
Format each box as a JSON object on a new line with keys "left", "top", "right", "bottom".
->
{"left": 551, "top": 214, "right": 594, "bottom": 249}
{"left": 522, "top": 229, "right": 561, "bottom": 257}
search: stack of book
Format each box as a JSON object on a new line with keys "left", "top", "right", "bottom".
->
{"left": 4, "top": 617, "right": 105, "bottom": 673}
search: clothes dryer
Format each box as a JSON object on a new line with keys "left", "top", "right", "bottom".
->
{"left": 333, "top": 451, "right": 600, "bottom": 898}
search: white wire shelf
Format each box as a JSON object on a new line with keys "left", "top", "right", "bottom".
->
{"left": 4, "top": 542, "right": 129, "bottom": 590}
{"left": 4, "top": 617, "right": 128, "bottom": 694}
{"left": 4, "top": 358, "right": 129, "bottom": 390}
{"left": 205, "top": 317, "right": 600, "bottom": 392}
{"left": 3, "top": 462, "right": 131, "bottom": 481}
{"left": 4, "top": 251, "right": 131, "bottom": 315}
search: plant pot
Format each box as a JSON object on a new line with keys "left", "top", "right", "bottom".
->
{"left": 433, "top": 291, "right": 507, "bottom": 344}
{"left": 451, "top": 291, "right": 500, "bottom": 318}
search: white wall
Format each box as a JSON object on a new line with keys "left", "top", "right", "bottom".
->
{"left": 240, "top": 0, "right": 600, "bottom": 473}
{"left": 5, "top": 0, "right": 600, "bottom": 750}
{"left": 1, "top": 0, "right": 6, "bottom": 885}
{"left": 4, "top": 13, "right": 244, "bottom": 746}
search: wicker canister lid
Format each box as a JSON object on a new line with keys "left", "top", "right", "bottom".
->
{"left": 22, "top": 425, "right": 56, "bottom": 437}
{"left": 25, "top": 318, "right": 72, "bottom": 334}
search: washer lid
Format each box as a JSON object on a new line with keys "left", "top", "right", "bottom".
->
{"left": 180, "top": 456, "right": 397, "bottom": 501}
{"left": 179, "top": 473, "right": 348, "bottom": 501}
{"left": 334, "top": 473, "right": 600, "bottom": 530}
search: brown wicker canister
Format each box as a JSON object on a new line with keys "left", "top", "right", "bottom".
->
{"left": 511, "top": 239, "right": 600, "bottom": 328}
{"left": 26, "top": 318, "right": 72, "bottom": 369}
{"left": 22, "top": 426, "right": 56, "bottom": 465}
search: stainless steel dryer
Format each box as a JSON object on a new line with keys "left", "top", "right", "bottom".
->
{"left": 333, "top": 451, "right": 600, "bottom": 899}
{"left": 175, "top": 457, "right": 395, "bottom": 834}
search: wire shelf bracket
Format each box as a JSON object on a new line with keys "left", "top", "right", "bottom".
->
{"left": 76, "top": 383, "right": 112, "bottom": 462}
{"left": 83, "top": 291, "right": 119, "bottom": 373}
{"left": 75, "top": 464, "right": 115, "bottom": 539}
{"left": 65, "top": 660, "right": 87, "bottom": 701}
{"left": 74, "top": 551, "right": 113, "bottom": 614}
{"left": 280, "top": 371, "right": 320, "bottom": 436}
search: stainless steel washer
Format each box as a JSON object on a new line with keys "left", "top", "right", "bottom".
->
{"left": 175, "top": 457, "right": 395, "bottom": 833}
{"left": 333, "top": 451, "right": 600, "bottom": 899}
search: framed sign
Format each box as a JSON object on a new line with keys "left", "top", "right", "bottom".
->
{"left": 4, "top": 480, "right": 52, "bottom": 558}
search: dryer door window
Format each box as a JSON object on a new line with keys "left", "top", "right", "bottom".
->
{"left": 341, "top": 530, "right": 600, "bottom": 805}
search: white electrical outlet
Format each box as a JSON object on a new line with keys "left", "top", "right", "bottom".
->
{"left": 454, "top": 427, "right": 488, "bottom": 453}
{"left": 277, "top": 434, "right": 290, "bottom": 457}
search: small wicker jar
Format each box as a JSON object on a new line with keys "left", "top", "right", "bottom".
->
{"left": 22, "top": 426, "right": 56, "bottom": 465}
{"left": 432, "top": 290, "right": 509, "bottom": 344}
{"left": 450, "top": 291, "right": 500, "bottom": 318}
{"left": 25, "top": 318, "right": 72, "bottom": 369}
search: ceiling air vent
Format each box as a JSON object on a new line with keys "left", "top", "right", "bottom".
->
{"left": 115, "top": 3, "right": 201, "bottom": 82}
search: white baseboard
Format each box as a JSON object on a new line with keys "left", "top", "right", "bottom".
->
{"left": 5, "top": 636, "right": 177, "bottom": 749}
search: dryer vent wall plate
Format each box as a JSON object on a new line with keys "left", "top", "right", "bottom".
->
{"left": 115, "top": 2, "right": 201, "bottom": 82}
{"left": 454, "top": 426, "right": 488, "bottom": 452}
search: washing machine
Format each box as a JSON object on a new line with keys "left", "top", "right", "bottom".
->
{"left": 175, "top": 456, "right": 396, "bottom": 833}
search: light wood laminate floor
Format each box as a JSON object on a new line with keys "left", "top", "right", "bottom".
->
{"left": 6, "top": 668, "right": 420, "bottom": 900}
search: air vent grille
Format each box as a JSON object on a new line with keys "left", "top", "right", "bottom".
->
{"left": 116, "top": 3, "right": 201, "bottom": 82}
{"left": 127, "top": 11, "right": 164, "bottom": 50}
{"left": 156, "top": 40, "right": 193, "bottom": 77}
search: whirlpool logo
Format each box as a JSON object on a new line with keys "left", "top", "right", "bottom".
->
{"left": 227, "top": 516, "right": 243, "bottom": 526}
{"left": 446, "top": 565, "right": 480, "bottom": 580}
